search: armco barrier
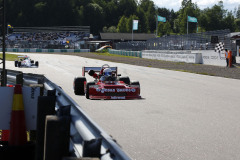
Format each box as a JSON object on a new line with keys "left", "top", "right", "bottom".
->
{"left": 0, "top": 48, "right": 90, "bottom": 53}
{"left": 109, "top": 49, "right": 142, "bottom": 58}
{"left": 1, "top": 69, "right": 131, "bottom": 160}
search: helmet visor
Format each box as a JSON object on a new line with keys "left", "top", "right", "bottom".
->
{"left": 104, "top": 72, "right": 112, "bottom": 76}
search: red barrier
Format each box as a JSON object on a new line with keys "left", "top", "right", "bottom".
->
{"left": 8, "top": 84, "right": 27, "bottom": 146}
{"left": 228, "top": 50, "right": 232, "bottom": 67}
{"left": 1, "top": 85, "right": 14, "bottom": 141}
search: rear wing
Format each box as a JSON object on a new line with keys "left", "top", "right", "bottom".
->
{"left": 82, "top": 67, "right": 117, "bottom": 76}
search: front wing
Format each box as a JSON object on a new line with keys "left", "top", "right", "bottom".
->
{"left": 88, "top": 86, "right": 141, "bottom": 100}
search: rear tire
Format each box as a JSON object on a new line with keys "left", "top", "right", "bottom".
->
{"left": 35, "top": 61, "right": 39, "bottom": 67}
{"left": 18, "top": 62, "right": 21, "bottom": 67}
{"left": 15, "top": 61, "right": 18, "bottom": 67}
{"left": 74, "top": 77, "right": 86, "bottom": 95}
{"left": 118, "top": 76, "right": 130, "bottom": 85}
{"left": 86, "top": 82, "right": 95, "bottom": 99}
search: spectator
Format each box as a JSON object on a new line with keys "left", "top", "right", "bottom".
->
{"left": 225, "top": 49, "right": 229, "bottom": 67}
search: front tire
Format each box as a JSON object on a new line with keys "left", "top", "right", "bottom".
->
{"left": 130, "top": 81, "right": 140, "bottom": 94}
{"left": 74, "top": 77, "right": 86, "bottom": 95}
{"left": 119, "top": 76, "right": 130, "bottom": 85}
{"left": 86, "top": 82, "right": 95, "bottom": 99}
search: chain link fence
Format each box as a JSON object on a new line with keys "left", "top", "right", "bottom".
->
{"left": 116, "top": 41, "right": 146, "bottom": 51}
{"left": 116, "top": 29, "right": 231, "bottom": 52}
{"left": 147, "top": 29, "right": 231, "bottom": 51}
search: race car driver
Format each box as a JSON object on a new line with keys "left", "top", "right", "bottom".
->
{"left": 100, "top": 68, "right": 114, "bottom": 81}
{"left": 88, "top": 68, "right": 115, "bottom": 81}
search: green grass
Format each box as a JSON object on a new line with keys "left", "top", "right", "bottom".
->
{"left": 0, "top": 53, "right": 21, "bottom": 61}
{"left": 92, "top": 52, "right": 139, "bottom": 58}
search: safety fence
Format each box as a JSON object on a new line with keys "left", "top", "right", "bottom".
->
{"left": 115, "top": 29, "right": 231, "bottom": 51}
{"left": 0, "top": 69, "right": 131, "bottom": 160}
{"left": 108, "top": 49, "right": 142, "bottom": 58}
{"left": 116, "top": 41, "right": 146, "bottom": 51}
{"left": 146, "top": 29, "right": 231, "bottom": 50}
{"left": 0, "top": 48, "right": 90, "bottom": 53}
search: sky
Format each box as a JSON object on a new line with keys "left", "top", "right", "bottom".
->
{"left": 152, "top": 0, "right": 240, "bottom": 12}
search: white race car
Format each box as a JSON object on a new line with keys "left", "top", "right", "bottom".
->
{"left": 14, "top": 55, "right": 39, "bottom": 68}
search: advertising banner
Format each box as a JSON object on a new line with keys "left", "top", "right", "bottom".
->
{"left": 133, "top": 20, "right": 139, "bottom": 30}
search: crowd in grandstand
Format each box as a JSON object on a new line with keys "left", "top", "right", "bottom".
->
{"left": 7, "top": 31, "right": 88, "bottom": 41}
{"left": 6, "top": 31, "right": 90, "bottom": 49}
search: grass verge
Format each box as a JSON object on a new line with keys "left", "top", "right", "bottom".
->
{"left": 0, "top": 53, "right": 21, "bottom": 61}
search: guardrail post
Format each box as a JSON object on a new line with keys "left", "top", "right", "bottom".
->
{"left": 1, "top": 70, "right": 7, "bottom": 86}
{"left": 35, "top": 90, "right": 56, "bottom": 160}
{"left": 82, "top": 138, "right": 102, "bottom": 158}
{"left": 43, "top": 105, "right": 71, "bottom": 160}
{"left": 16, "top": 73, "right": 23, "bottom": 85}
{"left": 38, "top": 78, "right": 45, "bottom": 96}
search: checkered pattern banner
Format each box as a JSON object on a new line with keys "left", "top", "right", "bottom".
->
{"left": 215, "top": 42, "right": 224, "bottom": 53}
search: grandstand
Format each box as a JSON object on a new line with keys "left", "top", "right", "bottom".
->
{"left": 6, "top": 26, "right": 90, "bottom": 49}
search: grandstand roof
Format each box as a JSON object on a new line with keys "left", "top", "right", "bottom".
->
{"left": 100, "top": 33, "right": 156, "bottom": 41}
{"left": 13, "top": 26, "right": 90, "bottom": 33}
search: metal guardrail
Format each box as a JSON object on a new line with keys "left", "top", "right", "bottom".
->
{"left": 1, "top": 69, "right": 131, "bottom": 160}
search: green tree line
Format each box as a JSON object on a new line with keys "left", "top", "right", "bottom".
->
{"left": 2, "top": 0, "right": 240, "bottom": 36}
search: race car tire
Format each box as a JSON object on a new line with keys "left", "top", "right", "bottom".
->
{"left": 130, "top": 81, "right": 140, "bottom": 86}
{"left": 31, "top": 60, "right": 34, "bottom": 63}
{"left": 118, "top": 76, "right": 130, "bottom": 85}
{"left": 131, "top": 81, "right": 140, "bottom": 92}
{"left": 14, "top": 61, "right": 18, "bottom": 67}
{"left": 35, "top": 61, "right": 39, "bottom": 67}
{"left": 18, "top": 62, "right": 21, "bottom": 67}
{"left": 74, "top": 77, "right": 86, "bottom": 95}
{"left": 86, "top": 82, "right": 95, "bottom": 99}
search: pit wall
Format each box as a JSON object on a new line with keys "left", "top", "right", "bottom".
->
{"left": 0, "top": 48, "right": 90, "bottom": 53}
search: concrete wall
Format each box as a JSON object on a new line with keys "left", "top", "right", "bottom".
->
{"left": 192, "top": 50, "right": 226, "bottom": 67}
{"left": 142, "top": 50, "right": 202, "bottom": 64}
{"left": 141, "top": 50, "right": 227, "bottom": 67}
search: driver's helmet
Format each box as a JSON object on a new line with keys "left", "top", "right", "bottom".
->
{"left": 103, "top": 68, "right": 112, "bottom": 77}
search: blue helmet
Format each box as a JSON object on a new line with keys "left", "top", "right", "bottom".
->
{"left": 103, "top": 68, "right": 112, "bottom": 76}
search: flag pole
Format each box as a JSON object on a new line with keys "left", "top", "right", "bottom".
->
{"left": 156, "top": 15, "right": 158, "bottom": 37}
{"left": 187, "top": 15, "right": 188, "bottom": 35}
{"left": 132, "top": 20, "right": 133, "bottom": 41}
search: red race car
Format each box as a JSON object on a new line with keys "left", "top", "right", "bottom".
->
{"left": 73, "top": 64, "right": 141, "bottom": 100}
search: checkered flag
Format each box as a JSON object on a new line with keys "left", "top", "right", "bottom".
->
{"left": 215, "top": 42, "right": 224, "bottom": 53}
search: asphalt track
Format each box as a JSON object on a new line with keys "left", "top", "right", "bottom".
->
{"left": 6, "top": 53, "right": 240, "bottom": 160}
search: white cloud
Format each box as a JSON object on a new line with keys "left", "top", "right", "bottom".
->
{"left": 152, "top": 0, "right": 239, "bottom": 11}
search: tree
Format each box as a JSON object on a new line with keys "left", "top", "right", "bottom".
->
{"left": 223, "top": 12, "right": 237, "bottom": 31}
{"left": 157, "top": 21, "right": 172, "bottom": 37}
{"left": 136, "top": 7, "right": 149, "bottom": 33}
{"left": 117, "top": 16, "right": 128, "bottom": 32}
{"left": 103, "top": 26, "right": 118, "bottom": 33}
{"left": 126, "top": 15, "right": 139, "bottom": 33}
{"left": 198, "top": 1, "right": 237, "bottom": 31}
{"left": 178, "top": 0, "right": 200, "bottom": 34}
{"left": 83, "top": 3, "right": 105, "bottom": 34}
{"left": 236, "top": 5, "right": 240, "bottom": 19}
{"left": 235, "top": 19, "right": 240, "bottom": 31}
{"left": 139, "top": 0, "right": 156, "bottom": 33}
{"left": 118, "top": 0, "right": 137, "bottom": 17}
